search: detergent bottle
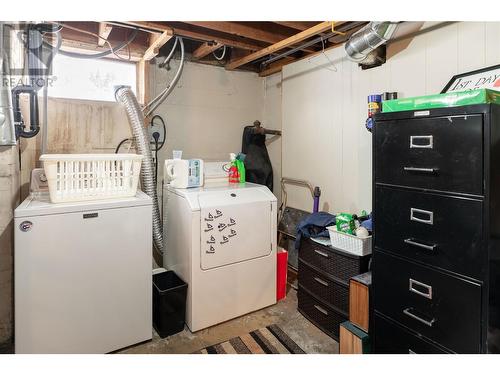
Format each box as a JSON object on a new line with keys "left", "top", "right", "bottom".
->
{"left": 228, "top": 153, "right": 240, "bottom": 184}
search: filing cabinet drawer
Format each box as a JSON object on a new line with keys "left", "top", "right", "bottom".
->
{"left": 298, "top": 260, "right": 349, "bottom": 314}
{"left": 375, "top": 186, "right": 485, "bottom": 279}
{"left": 374, "top": 114, "right": 483, "bottom": 195}
{"left": 374, "top": 313, "right": 451, "bottom": 354}
{"left": 373, "top": 251, "right": 482, "bottom": 353}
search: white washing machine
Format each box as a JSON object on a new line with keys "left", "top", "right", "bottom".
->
{"left": 163, "top": 182, "right": 277, "bottom": 332}
{"left": 14, "top": 188, "right": 153, "bottom": 353}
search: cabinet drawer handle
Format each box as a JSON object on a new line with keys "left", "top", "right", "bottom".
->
{"left": 314, "top": 249, "right": 330, "bottom": 258}
{"left": 409, "top": 278, "right": 433, "bottom": 300}
{"left": 404, "top": 238, "right": 437, "bottom": 252}
{"left": 313, "top": 277, "right": 329, "bottom": 287}
{"left": 403, "top": 308, "right": 436, "bottom": 327}
{"left": 403, "top": 167, "right": 438, "bottom": 174}
{"left": 410, "top": 135, "right": 433, "bottom": 149}
{"left": 314, "top": 304, "right": 329, "bottom": 316}
{"left": 410, "top": 208, "right": 434, "bottom": 225}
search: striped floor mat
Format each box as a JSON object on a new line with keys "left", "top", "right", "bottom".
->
{"left": 194, "top": 324, "right": 305, "bottom": 354}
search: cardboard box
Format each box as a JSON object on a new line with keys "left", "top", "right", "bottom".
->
{"left": 382, "top": 89, "right": 500, "bottom": 113}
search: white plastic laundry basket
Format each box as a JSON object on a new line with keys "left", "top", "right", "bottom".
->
{"left": 40, "top": 154, "right": 143, "bottom": 203}
{"left": 326, "top": 226, "right": 372, "bottom": 256}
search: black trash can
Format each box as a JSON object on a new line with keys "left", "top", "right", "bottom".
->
{"left": 153, "top": 270, "right": 188, "bottom": 338}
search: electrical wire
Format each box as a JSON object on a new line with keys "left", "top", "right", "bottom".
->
{"left": 115, "top": 138, "right": 134, "bottom": 154}
{"left": 143, "top": 37, "right": 185, "bottom": 117}
{"left": 154, "top": 137, "right": 159, "bottom": 183}
{"left": 145, "top": 37, "right": 183, "bottom": 110}
{"left": 150, "top": 114, "right": 166, "bottom": 151}
{"left": 44, "top": 23, "right": 138, "bottom": 60}
{"left": 158, "top": 37, "right": 178, "bottom": 69}
{"left": 212, "top": 45, "right": 226, "bottom": 61}
{"left": 55, "top": 22, "right": 134, "bottom": 61}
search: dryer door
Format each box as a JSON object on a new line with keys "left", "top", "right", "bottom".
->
{"left": 199, "top": 188, "right": 272, "bottom": 270}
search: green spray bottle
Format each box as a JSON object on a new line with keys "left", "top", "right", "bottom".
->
{"left": 235, "top": 153, "right": 246, "bottom": 183}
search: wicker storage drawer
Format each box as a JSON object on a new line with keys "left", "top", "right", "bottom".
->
{"left": 299, "top": 239, "right": 371, "bottom": 284}
{"left": 298, "top": 260, "right": 349, "bottom": 314}
{"left": 297, "top": 289, "right": 347, "bottom": 340}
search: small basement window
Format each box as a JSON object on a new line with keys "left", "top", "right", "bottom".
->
{"left": 49, "top": 54, "right": 136, "bottom": 102}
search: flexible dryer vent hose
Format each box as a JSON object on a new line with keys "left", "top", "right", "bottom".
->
{"left": 115, "top": 86, "right": 163, "bottom": 254}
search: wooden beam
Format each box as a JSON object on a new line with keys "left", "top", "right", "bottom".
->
{"left": 123, "top": 21, "right": 261, "bottom": 51}
{"left": 226, "top": 21, "right": 333, "bottom": 70}
{"left": 273, "top": 21, "right": 320, "bottom": 31}
{"left": 192, "top": 42, "right": 223, "bottom": 60}
{"left": 136, "top": 59, "right": 150, "bottom": 106}
{"left": 175, "top": 27, "right": 261, "bottom": 51}
{"left": 141, "top": 30, "right": 174, "bottom": 61}
{"left": 185, "top": 21, "right": 289, "bottom": 45}
{"left": 52, "top": 29, "right": 145, "bottom": 61}
{"left": 258, "top": 24, "right": 363, "bottom": 77}
{"left": 185, "top": 21, "right": 315, "bottom": 53}
{"left": 97, "top": 22, "right": 113, "bottom": 47}
{"left": 124, "top": 21, "right": 170, "bottom": 33}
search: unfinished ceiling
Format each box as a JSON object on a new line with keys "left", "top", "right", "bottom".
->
{"left": 53, "top": 21, "right": 368, "bottom": 76}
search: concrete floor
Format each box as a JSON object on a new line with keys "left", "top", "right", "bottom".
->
{"left": 120, "top": 288, "right": 339, "bottom": 354}
{"left": 0, "top": 288, "right": 339, "bottom": 354}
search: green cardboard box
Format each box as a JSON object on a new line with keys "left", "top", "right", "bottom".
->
{"left": 382, "top": 89, "right": 500, "bottom": 113}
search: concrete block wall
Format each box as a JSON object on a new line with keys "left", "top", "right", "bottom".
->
{"left": 0, "top": 145, "right": 19, "bottom": 346}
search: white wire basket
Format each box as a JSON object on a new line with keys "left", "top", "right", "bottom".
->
{"left": 40, "top": 154, "right": 143, "bottom": 203}
{"left": 326, "top": 226, "right": 372, "bottom": 256}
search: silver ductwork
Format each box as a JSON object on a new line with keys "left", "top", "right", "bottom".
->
{"left": 345, "top": 21, "right": 400, "bottom": 62}
{"left": 0, "top": 22, "right": 17, "bottom": 146}
{"left": 115, "top": 86, "right": 163, "bottom": 254}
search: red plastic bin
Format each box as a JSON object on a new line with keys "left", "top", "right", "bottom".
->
{"left": 277, "top": 248, "right": 288, "bottom": 301}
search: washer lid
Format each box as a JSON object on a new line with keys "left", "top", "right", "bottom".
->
{"left": 199, "top": 188, "right": 273, "bottom": 270}
{"left": 15, "top": 191, "right": 152, "bottom": 218}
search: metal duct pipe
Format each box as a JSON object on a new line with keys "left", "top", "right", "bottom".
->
{"left": 115, "top": 86, "right": 163, "bottom": 255}
{"left": 345, "top": 21, "right": 399, "bottom": 62}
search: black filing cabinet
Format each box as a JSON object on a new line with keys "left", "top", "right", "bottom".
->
{"left": 372, "top": 104, "right": 500, "bottom": 354}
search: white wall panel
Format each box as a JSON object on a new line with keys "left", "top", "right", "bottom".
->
{"left": 282, "top": 21, "right": 500, "bottom": 214}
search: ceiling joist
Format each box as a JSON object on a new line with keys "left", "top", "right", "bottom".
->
{"left": 226, "top": 21, "right": 334, "bottom": 70}
{"left": 97, "top": 22, "right": 113, "bottom": 47}
{"left": 192, "top": 42, "right": 223, "bottom": 60}
{"left": 141, "top": 29, "right": 174, "bottom": 61}
{"left": 184, "top": 21, "right": 315, "bottom": 53}
{"left": 273, "top": 21, "right": 320, "bottom": 31}
{"left": 124, "top": 21, "right": 261, "bottom": 51}
{"left": 185, "top": 21, "right": 286, "bottom": 44}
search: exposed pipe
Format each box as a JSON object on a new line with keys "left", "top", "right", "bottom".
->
{"left": 345, "top": 21, "right": 400, "bottom": 62}
{"left": 158, "top": 37, "right": 178, "bottom": 69}
{"left": 41, "top": 28, "right": 62, "bottom": 154}
{"left": 115, "top": 86, "right": 163, "bottom": 255}
{"left": 143, "top": 37, "right": 184, "bottom": 118}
